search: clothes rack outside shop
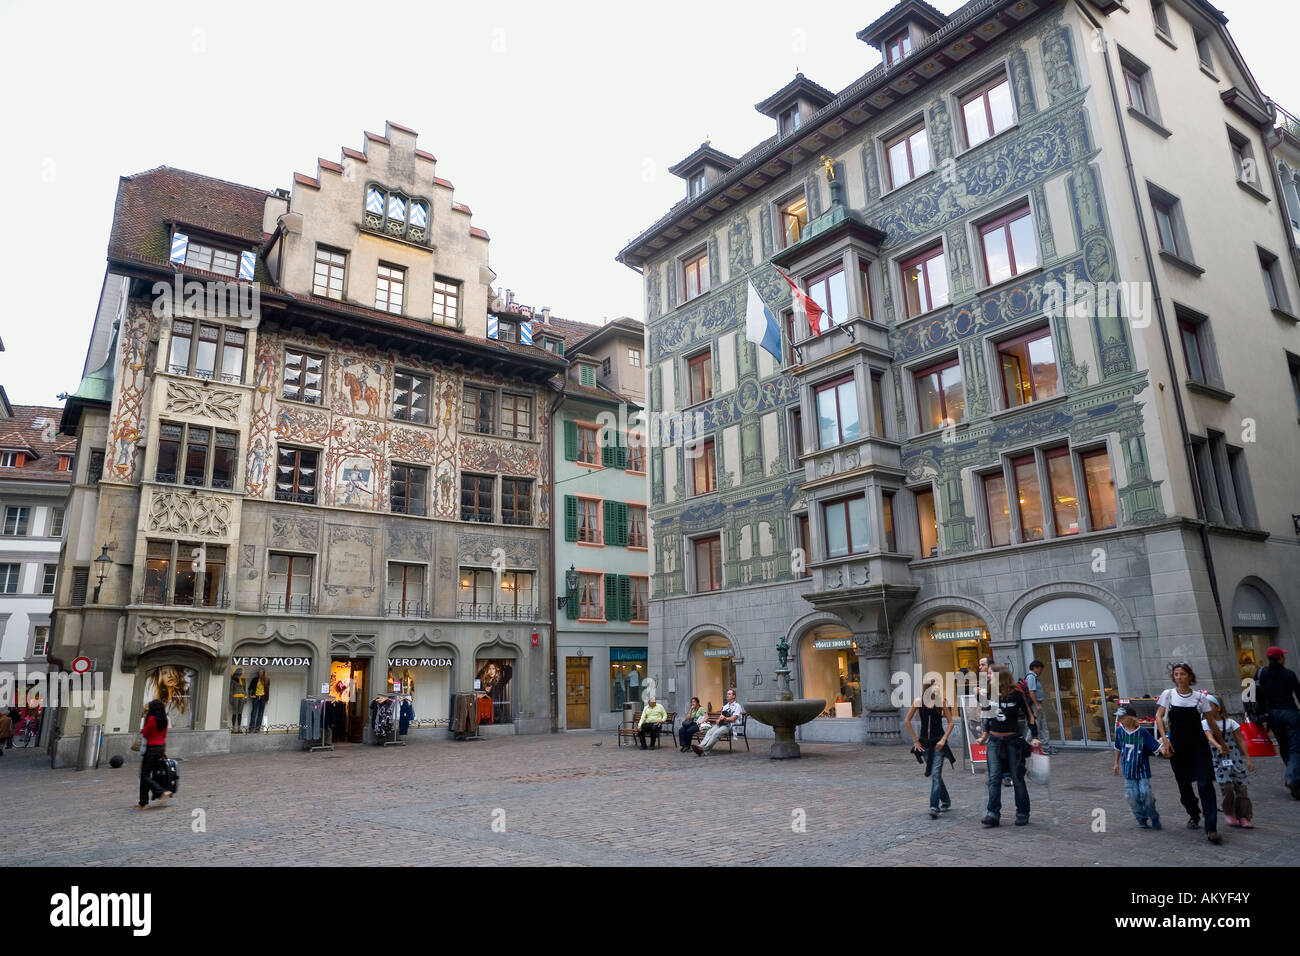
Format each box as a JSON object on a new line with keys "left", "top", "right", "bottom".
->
{"left": 370, "top": 695, "right": 408, "bottom": 747}
{"left": 299, "top": 696, "right": 335, "bottom": 753}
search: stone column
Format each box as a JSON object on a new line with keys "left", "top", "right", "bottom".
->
{"left": 855, "top": 629, "right": 899, "bottom": 741}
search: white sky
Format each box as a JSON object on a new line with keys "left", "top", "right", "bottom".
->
{"left": 1, "top": 0, "right": 1295, "bottom": 407}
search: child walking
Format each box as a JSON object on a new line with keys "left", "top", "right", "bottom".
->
{"left": 1113, "top": 704, "right": 1162, "bottom": 828}
{"left": 1203, "top": 696, "right": 1256, "bottom": 828}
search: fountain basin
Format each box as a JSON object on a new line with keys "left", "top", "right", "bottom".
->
{"left": 743, "top": 699, "right": 826, "bottom": 759}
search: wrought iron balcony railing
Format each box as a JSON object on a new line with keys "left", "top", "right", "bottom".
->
{"left": 455, "top": 603, "right": 538, "bottom": 622}
{"left": 136, "top": 591, "right": 231, "bottom": 609}
{"left": 263, "top": 595, "right": 316, "bottom": 614}
{"left": 383, "top": 601, "right": 431, "bottom": 619}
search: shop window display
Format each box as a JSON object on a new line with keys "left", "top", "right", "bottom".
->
{"left": 919, "top": 613, "right": 991, "bottom": 679}
{"left": 690, "top": 637, "right": 736, "bottom": 713}
{"left": 475, "top": 659, "right": 514, "bottom": 724}
{"left": 610, "top": 649, "right": 647, "bottom": 711}
{"left": 142, "top": 665, "right": 196, "bottom": 730}
{"left": 799, "top": 627, "right": 860, "bottom": 717}
{"left": 385, "top": 662, "right": 451, "bottom": 727}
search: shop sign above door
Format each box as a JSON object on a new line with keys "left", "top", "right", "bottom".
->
{"left": 1022, "top": 598, "right": 1118, "bottom": 638}
{"left": 232, "top": 656, "right": 311, "bottom": 667}
{"left": 388, "top": 657, "right": 453, "bottom": 667}
{"left": 702, "top": 647, "right": 733, "bottom": 658}
{"left": 812, "top": 638, "right": 855, "bottom": 650}
{"left": 931, "top": 627, "right": 986, "bottom": 642}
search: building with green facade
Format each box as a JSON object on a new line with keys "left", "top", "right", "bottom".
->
{"left": 619, "top": 0, "right": 1300, "bottom": 746}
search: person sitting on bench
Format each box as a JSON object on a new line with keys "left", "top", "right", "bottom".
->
{"left": 637, "top": 696, "right": 668, "bottom": 750}
{"left": 693, "top": 689, "right": 742, "bottom": 755}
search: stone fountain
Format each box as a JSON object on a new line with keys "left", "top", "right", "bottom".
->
{"left": 741, "top": 636, "right": 825, "bottom": 759}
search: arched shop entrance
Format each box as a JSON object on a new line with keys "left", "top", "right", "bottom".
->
{"left": 1231, "top": 583, "right": 1281, "bottom": 684}
{"left": 1021, "top": 597, "right": 1120, "bottom": 747}
{"left": 917, "top": 612, "right": 991, "bottom": 677}
{"left": 798, "top": 625, "right": 860, "bottom": 718}
{"left": 690, "top": 635, "right": 736, "bottom": 713}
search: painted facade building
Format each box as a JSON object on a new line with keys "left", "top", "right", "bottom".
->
{"left": 51, "top": 123, "right": 567, "bottom": 764}
{"left": 0, "top": 399, "right": 74, "bottom": 735}
{"left": 548, "top": 318, "right": 651, "bottom": 730}
{"left": 619, "top": 0, "right": 1300, "bottom": 747}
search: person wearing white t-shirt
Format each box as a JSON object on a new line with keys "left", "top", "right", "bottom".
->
{"left": 1155, "top": 662, "right": 1228, "bottom": 844}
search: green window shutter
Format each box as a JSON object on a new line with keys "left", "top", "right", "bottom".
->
{"left": 563, "top": 420, "right": 578, "bottom": 461}
{"left": 601, "top": 441, "right": 615, "bottom": 468}
{"left": 603, "top": 501, "right": 616, "bottom": 544}
{"left": 616, "top": 502, "right": 629, "bottom": 546}
{"left": 618, "top": 574, "right": 632, "bottom": 621}
{"left": 564, "top": 495, "right": 578, "bottom": 542}
{"left": 604, "top": 574, "right": 618, "bottom": 621}
{"left": 557, "top": 340, "right": 565, "bottom": 356}
{"left": 615, "top": 433, "right": 628, "bottom": 469}
{"left": 566, "top": 582, "right": 580, "bottom": 619}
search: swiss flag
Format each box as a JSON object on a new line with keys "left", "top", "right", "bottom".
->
{"left": 775, "top": 267, "right": 824, "bottom": 337}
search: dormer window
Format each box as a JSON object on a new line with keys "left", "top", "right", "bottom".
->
{"left": 779, "top": 105, "right": 802, "bottom": 137}
{"left": 887, "top": 31, "right": 913, "bottom": 65}
{"left": 689, "top": 171, "right": 707, "bottom": 200}
{"left": 363, "top": 183, "right": 430, "bottom": 244}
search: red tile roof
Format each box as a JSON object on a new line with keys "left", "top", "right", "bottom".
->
{"left": 111, "top": 166, "right": 273, "bottom": 263}
{"left": 0, "top": 405, "right": 74, "bottom": 483}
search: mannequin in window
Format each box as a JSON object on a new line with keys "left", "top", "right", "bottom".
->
{"left": 247, "top": 668, "right": 269, "bottom": 733}
{"left": 230, "top": 668, "right": 247, "bottom": 733}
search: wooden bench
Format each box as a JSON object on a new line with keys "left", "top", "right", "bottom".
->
{"left": 690, "top": 711, "right": 750, "bottom": 752}
{"left": 617, "top": 711, "right": 676, "bottom": 748}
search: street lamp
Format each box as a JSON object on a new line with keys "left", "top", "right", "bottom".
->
{"left": 92, "top": 545, "right": 112, "bottom": 603}
{"left": 557, "top": 564, "right": 578, "bottom": 610}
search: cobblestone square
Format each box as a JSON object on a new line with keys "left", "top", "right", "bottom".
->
{"left": 4, "top": 734, "right": 1297, "bottom": 867}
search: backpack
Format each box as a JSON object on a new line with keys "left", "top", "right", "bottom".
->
{"left": 1018, "top": 676, "right": 1032, "bottom": 699}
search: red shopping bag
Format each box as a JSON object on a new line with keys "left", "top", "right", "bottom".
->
{"left": 1240, "top": 720, "right": 1276, "bottom": 757}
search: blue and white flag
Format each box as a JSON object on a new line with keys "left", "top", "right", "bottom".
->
{"left": 487, "top": 314, "right": 499, "bottom": 340}
{"left": 520, "top": 320, "right": 533, "bottom": 345}
{"left": 744, "top": 279, "right": 783, "bottom": 362}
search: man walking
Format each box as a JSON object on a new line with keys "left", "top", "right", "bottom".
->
{"left": 1022, "top": 660, "right": 1051, "bottom": 753}
{"left": 1255, "top": 647, "right": 1300, "bottom": 798}
{"left": 692, "top": 689, "right": 742, "bottom": 755}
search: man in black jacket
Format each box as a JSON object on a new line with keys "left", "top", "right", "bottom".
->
{"left": 1255, "top": 646, "right": 1300, "bottom": 798}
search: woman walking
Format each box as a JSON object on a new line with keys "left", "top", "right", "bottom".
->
{"left": 677, "top": 696, "right": 705, "bottom": 752}
{"left": 905, "top": 678, "right": 956, "bottom": 819}
{"left": 134, "top": 700, "right": 174, "bottom": 809}
{"left": 977, "top": 665, "right": 1039, "bottom": 827}
{"left": 1155, "top": 662, "right": 1227, "bottom": 844}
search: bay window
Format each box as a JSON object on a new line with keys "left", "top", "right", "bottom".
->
{"left": 823, "top": 495, "right": 869, "bottom": 558}
{"left": 983, "top": 471, "right": 1011, "bottom": 547}
{"left": 815, "top": 375, "right": 860, "bottom": 448}
{"left": 1012, "top": 454, "right": 1045, "bottom": 542}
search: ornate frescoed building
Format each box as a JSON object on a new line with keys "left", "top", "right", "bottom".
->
{"left": 51, "top": 123, "right": 567, "bottom": 763}
{"left": 619, "top": 0, "right": 1300, "bottom": 746}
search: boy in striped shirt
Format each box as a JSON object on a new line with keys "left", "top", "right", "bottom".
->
{"left": 1113, "top": 704, "right": 1163, "bottom": 829}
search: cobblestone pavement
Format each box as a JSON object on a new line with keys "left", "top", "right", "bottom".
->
{"left": 3, "top": 733, "right": 1296, "bottom": 866}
